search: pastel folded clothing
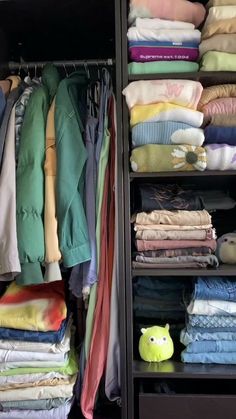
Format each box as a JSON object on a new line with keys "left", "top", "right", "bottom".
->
{"left": 129, "top": 45, "right": 199, "bottom": 62}
{"left": 128, "top": 0, "right": 206, "bottom": 27}
{"left": 198, "top": 84, "right": 236, "bottom": 110}
{"left": 0, "top": 319, "right": 67, "bottom": 344}
{"left": 135, "top": 18, "right": 195, "bottom": 30}
{"left": 0, "top": 398, "right": 71, "bottom": 411}
{"left": 135, "top": 209, "right": 211, "bottom": 226}
{"left": 0, "top": 373, "right": 72, "bottom": 390}
{"left": 0, "top": 348, "right": 67, "bottom": 363}
{"left": 181, "top": 351, "right": 236, "bottom": 364}
{"left": 130, "top": 103, "right": 204, "bottom": 127}
{"left": 193, "top": 277, "right": 236, "bottom": 301}
{"left": 137, "top": 184, "right": 204, "bottom": 212}
{"left": 135, "top": 248, "right": 212, "bottom": 259}
{"left": 188, "top": 314, "right": 236, "bottom": 328}
{"left": 204, "top": 5, "right": 236, "bottom": 26}
{"left": 132, "top": 122, "right": 204, "bottom": 147}
{"left": 132, "top": 261, "right": 213, "bottom": 268}
{"left": 207, "top": 0, "right": 236, "bottom": 7}
{"left": 0, "top": 355, "right": 69, "bottom": 372}
{"left": 0, "top": 402, "right": 71, "bottom": 418}
{"left": 0, "top": 281, "right": 67, "bottom": 332}
{"left": 201, "top": 51, "right": 236, "bottom": 72}
{"left": 0, "top": 375, "right": 76, "bottom": 402}
{"left": 210, "top": 114, "right": 236, "bottom": 127}
{"left": 202, "top": 17, "right": 236, "bottom": 40}
{"left": 136, "top": 239, "right": 216, "bottom": 251}
{"left": 204, "top": 125, "right": 236, "bottom": 146}
{"left": 134, "top": 224, "right": 212, "bottom": 231}
{"left": 130, "top": 144, "right": 207, "bottom": 172}
{"left": 136, "top": 229, "right": 215, "bottom": 241}
{"left": 205, "top": 144, "right": 236, "bottom": 170}
{"left": 184, "top": 341, "right": 236, "bottom": 354}
{"left": 123, "top": 80, "right": 203, "bottom": 110}
{"left": 199, "top": 34, "right": 236, "bottom": 58}
{"left": 187, "top": 299, "right": 236, "bottom": 316}
{"left": 135, "top": 255, "right": 218, "bottom": 266}
{"left": 180, "top": 327, "right": 236, "bottom": 345}
{"left": 202, "top": 98, "right": 236, "bottom": 117}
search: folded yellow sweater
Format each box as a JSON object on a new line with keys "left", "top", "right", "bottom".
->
{"left": 202, "top": 17, "right": 236, "bottom": 40}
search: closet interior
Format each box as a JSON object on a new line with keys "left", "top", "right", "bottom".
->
{"left": 0, "top": 1, "right": 127, "bottom": 418}
{"left": 121, "top": 0, "right": 236, "bottom": 418}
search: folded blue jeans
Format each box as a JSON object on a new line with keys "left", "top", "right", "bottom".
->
{"left": 180, "top": 327, "right": 236, "bottom": 346}
{"left": 184, "top": 340, "right": 236, "bottom": 353}
{"left": 188, "top": 314, "right": 236, "bottom": 328}
{"left": 182, "top": 351, "right": 236, "bottom": 364}
{"left": 193, "top": 277, "right": 236, "bottom": 301}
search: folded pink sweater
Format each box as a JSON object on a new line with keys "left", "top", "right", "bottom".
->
{"left": 136, "top": 239, "right": 217, "bottom": 251}
{"left": 128, "top": 0, "right": 206, "bottom": 28}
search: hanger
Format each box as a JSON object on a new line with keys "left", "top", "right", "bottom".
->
{"left": 63, "top": 63, "right": 69, "bottom": 78}
{"left": 84, "top": 61, "right": 90, "bottom": 80}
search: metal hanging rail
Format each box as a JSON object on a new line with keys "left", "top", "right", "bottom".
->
{"left": 7, "top": 58, "right": 114, "bottom": 70}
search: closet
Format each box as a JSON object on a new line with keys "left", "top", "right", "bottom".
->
{"left": 0, "top": 1, "right": 127, "bottom": 418}
{"left": 120, "top": 0, "right": 236, "bottom": 418}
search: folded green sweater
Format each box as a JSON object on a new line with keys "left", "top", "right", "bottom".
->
{"left": 128, "top": 61, "right": 199, "bottom": 75}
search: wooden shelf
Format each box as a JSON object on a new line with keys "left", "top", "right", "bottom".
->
{"left": 130, "top": 170, "right": 236, "bottom": 179}
{"left": 132, "top": 264, "right": 236, "bottom": 277}
{"left": 129, "top": 71, "right": 236, "bottom": 82}
{"left": 133, "top": 360, "right": 236, "bottom": 379}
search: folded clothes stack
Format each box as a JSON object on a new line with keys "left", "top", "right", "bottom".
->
{"left": 123, "top": 79, "right": 207, "bottom": 172}
{"left": 127, "top": 0, "right": 206, "bottom": 74}
{"left": 132, "top": 184, "right": 219, "bottom": 269}
{"left": 198, "top": 84, "right": 236, "bottom": 170}
{"left": 200, "top": 0, "right": 236, "bottom": 71}
{"left": 0, "top": 281, "right": 77, "bottom": 418}
{"left": 181, "top": 277, "right": 236, "bottom": 364}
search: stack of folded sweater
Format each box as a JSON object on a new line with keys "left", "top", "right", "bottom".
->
{"left": 127, "top": 0, "right": 206, "bottom": 75}
{"left": 0, "top": 281, "right": 77, "bottom": 418}
{"left": 200, "top": 0, "right": 236, "bottom": 71}
{"left": 132, "top": 184, "right": 219, "bottom": 269}
{"left": 123, "top": 79, "right": 207, "bottom": 173}
{"left": 181, "top": 277, "right": 236, "bottom": 364}
{"left": 198, "top": 84, "right": 236, "bottom": 170}
{"left": 133, "top": 276, "right": 187, "bottom": 358}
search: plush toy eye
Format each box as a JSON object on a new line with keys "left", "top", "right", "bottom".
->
{"left": 162, "top": 337, "right": 167, "bottom": 342}
{"left": 224, "top": 238, "right": 228, "bottom": 242}
{"left": 149, "top": 336, "right": 156, "bottom": 343}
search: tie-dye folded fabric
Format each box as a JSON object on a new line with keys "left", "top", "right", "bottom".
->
{"left": 129, "top": 45, "right": 199, "bottom": 62}
{"left": 205, "top": 125, "right": 236, "bottom": 146}
{"left": 130, "top": 103, "right": 204, "bottom": 127}
{"left": 128, "top": 61, "right": 199, "bottom": 75}
{"left": 198, "top": 84, "right": 236, "bottom": 110}
{"left": 135, "top": 247, "right": 212, "bottom": 258}
{"left": 202, "top": 98, "right": 236, "bottom": 117}
{"left": 135, "top": 239, "right": 216, "bottom": 252}
{"left": 130, "top": 144, "right": 207, "bottom": 172}
{"left": 123, "top": 80, "right": 203, "bottom": 110}
{"left": 206, "top": 144, "right": 236, "bottom": 170}
{"left": 128, "top": 0, "right": 206, "bottom": 27}
{"left": 135, "top": 18, "right": 195, "bottom": 30}
{"left": 199, "top": 34, "right": 236, "bottom": 58}
{"left": 0, "top": 281, "right": 66, "bottom": 332}
{"left": 132, "top": 121, "right": 204, "bottom": 147}
{"left": 202, "top": 17, "right": 236, "bottom": 40}
{"left": 127, "top": 28, "right": 201, "bottom": 43}
{"left": 201, "top": 51, "right": 236, "bottom": 72}
{"left": 0, "top": 319, "right": 67, "bottom": 343}
{"left": 135, "top": 229, "right": 215, "bottom": 241}
{"left": 204, "top": 5, "right": 236, "bottom": 26}
{"left": 135, "top": 254, "right": 219, "bottom": 267}
{"left": 188, "top": 314, "right": 236, "bottom": 328}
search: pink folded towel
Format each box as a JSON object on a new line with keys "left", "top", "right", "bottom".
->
{"left": 128, "top": 0, "right": 206, "bottom": 28}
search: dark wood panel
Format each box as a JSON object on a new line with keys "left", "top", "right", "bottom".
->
{"left": 132, "top": 265, "right": 236, "bottom": 277}
{"left": 130, "top": 171, "right": 236, "bottom": 179}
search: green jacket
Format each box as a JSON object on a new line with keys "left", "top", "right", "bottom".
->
{"left": 16, "top": 64, "right": 60, "bottom": 285}
{"left": 55, "top": 72, "right": 91, "bottom": 267}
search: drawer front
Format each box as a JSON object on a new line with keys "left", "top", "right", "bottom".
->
{"left": 139, "top": 394, "right": 236, "bottom": 419}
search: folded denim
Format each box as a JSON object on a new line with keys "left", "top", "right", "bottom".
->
{"left": 181, "top": 351, "right": 236, "bottom": 364}
{"left": 187, "top": 298, "right": 236, "bottom": 316}
{"left": 193, "top": 277, "right": 236, "bottom": 301}
{"left": 180, "top": 327, "right": 236, "bottom": 345}
{"left": 184, "top": 340, "right": 236, "bottom": 353}
{"left": 188, "top": 314, "right": 236, "bottom": 328}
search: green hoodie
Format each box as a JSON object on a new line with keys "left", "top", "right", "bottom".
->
{"left": 16, "top": 64, "right": 60, "bottom": 285}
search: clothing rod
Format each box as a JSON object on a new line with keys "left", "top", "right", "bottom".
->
{"left": 7, "top": 58, "right": 114, "bottom": 70}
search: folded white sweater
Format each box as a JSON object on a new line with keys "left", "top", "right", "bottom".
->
{"left": 127, "top": 27, "right": 201, "bottom": 43}
{"left": 135, "top": 17, "right": 195, "bottom": 30}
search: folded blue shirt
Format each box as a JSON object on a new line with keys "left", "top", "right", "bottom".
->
{"left": 0, "top": 319, "right": 67, "bottom": 343}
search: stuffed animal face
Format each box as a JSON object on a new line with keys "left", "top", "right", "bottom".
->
{"left": 217, "top": 233, "right": 236, "bottom": 264}
{"left": 139, "top": 324, "right": 174, "bottom": 362}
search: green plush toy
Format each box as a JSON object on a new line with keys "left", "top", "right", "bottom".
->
{"left": 139, "top": 324, "right": 174, "bottom": 362}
